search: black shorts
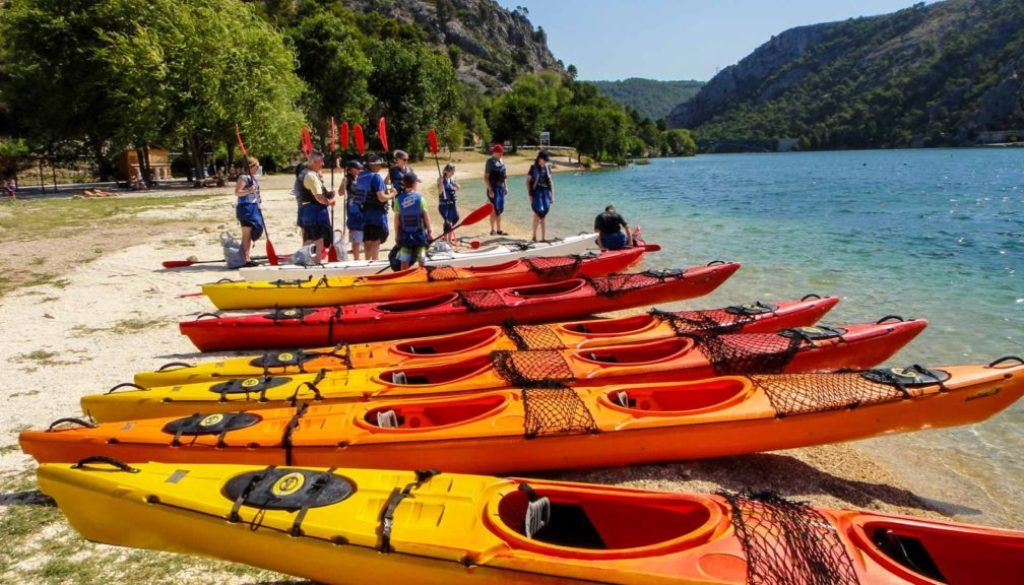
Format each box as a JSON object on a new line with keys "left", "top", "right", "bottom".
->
{"left": 364, "top": 224, "right": 389, "bottom": 244}
{"left": 302, "top": 224, "right": 334, "bottom": 246}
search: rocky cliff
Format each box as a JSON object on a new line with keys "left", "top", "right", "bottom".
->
{"left": 339, "top": 0, "right": 562, "bottom": 91}
{"left": 668, "top": 0, "right": 1024, "bottom": 148}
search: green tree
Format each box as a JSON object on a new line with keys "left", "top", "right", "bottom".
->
{"left": 662, "top": 129, "right": 697, "bottom": 156}
{"left": 489, "top": 71, "right": 569, "bottom": 149}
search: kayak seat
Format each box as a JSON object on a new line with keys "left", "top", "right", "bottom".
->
{"left": 872, "top": 528, "right": 947, "bottom": 583}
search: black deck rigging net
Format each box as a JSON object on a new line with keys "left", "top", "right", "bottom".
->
{"left": 651, "top": 308, "right": 760, "bottom": 336}
{"left": 697, "top": 332, "right": 809, "bottom": 376}
{"left": 521, "top": 386, "right": 598, "bottom": 438}
{"left": 750, "top": 372, "right": 911, "bottom": 417}
{"left": 502, "top": 322, "right": 565, "bottom": 351}
{"left": 456, "top": 289, "right": 508, "bottom": 311}
{"left": 425, "top": 265, "right": 461, "bottom": 281}
{"left": 584, "top": 270, "right": 682, "bottom": 298}
{"left": 722, "top": 491, "right": 860, "bottom": 585}
{"left": 523, "top": 255, "right": 584, "bottom": 280}
{"left": 492, "top": 350, "right": 575, "bottom": 387}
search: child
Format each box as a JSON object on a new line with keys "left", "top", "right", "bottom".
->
{"left": 436, "top": 163, "right": 460, "bottom": 245}
{"left": 394, "top": 174, "right": 432, "bottom": 269}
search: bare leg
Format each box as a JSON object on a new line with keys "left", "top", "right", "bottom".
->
{"left": 241, "top": 226, "right": 254, "bottom": 261}
{"left": 540, "top": 217, "right": 547, "bottom": 241}
{"left": 365, "top": 240, "right": 381, "bottom": 261}
{"left": 351, "top": 242, "right": 362, "bottom": 261}
{"left": 532, "top": 214, "right": 539, "bottom": 241}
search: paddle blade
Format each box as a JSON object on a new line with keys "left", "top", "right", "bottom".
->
{"left": 330, "top": 117, "right": 337, "bottom": 153}
{"left": 427, "top": 128, "right": 439, "bottom": 155}
{"left": 354, "top": 123, "right": 365, "bottom": 155}
{"left": 300, "top": 127, "right": 313, "bottom": 157}
{"left": 234, "top": 126, "right": 249, "bottom": 158}
{"left": 327, "top": 242, "right": 339, "bottom": 262}
{"left": 266, "top": 238, "right": 279, "bottom": 266}
{"left": 457, "top": 202, "right": 494, "bottom": 229}
{"left": 340, "top": 121, "right": 350, "bottom": 150}
{"left": 162, "top": 260, "right": 195, "bottom": 268}
{"left": 378, "top": 117, "right": 389, "bottom": 152}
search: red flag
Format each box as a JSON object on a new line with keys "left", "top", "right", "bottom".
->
{"left": 427, "top": 128, "right": 439, "bottom": 155}
{"left": 330, "top": 117, "right": 337, "bottom": 153}
{"left": 378, "top": 117, "right": 389, "bottom": 152}
{"left": 340, "top": 121, "right": 350, "bottom": 150}
{"left": 354, "top": 123, "right": 366, "bottom": 155}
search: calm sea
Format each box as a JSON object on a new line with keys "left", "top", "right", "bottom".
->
{"left": 462, "top": 148, "right": 1023, "bottom": 524}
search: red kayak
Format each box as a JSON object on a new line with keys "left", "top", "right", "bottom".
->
{"left": 180, "top": 262, "right": 741, "bottom": 352}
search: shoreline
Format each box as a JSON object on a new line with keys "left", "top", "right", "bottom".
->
{"left": 0, "top": 165, "right": 1018, "bottom": 582}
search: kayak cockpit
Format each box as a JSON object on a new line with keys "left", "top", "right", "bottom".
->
{"left": 464, "top": 260, "right": 520, "bottom": 273}
{"left": 360, "top": 394, "right": 508, "bottom": 430}
{"left": 561, "top": 314, "right": 660, "bottom": 336}
{"left": 575, "top": 337, "right": 693, "bottom": 365}
{"left": 849, "top": 517, "right": 1024, "bottom": 584}
{"left": 602, "top": 379, "right": 749, "bottom": 414}
{"left": 510, "top": 280, "right": 585, "bottom": 298}
{"left": 391, "top": 328, "right": 502, "bottom": 357}
{"left": 358, "top": 267, "right": 420, "bottom": 282}
{"left": 489, "top": 484, "right": 720, "bottom": 557}
{"left": 377, "top": 355, "right": 492, "bottom": 386}
{"left": 376, "top": 294, "right": 459, "bottom": 313}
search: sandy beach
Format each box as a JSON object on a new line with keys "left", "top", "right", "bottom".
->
{"left": 0, "top": 155, "right": 1010, "bottom": 583}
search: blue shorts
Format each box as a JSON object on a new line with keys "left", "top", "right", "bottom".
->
{"left": 236, "top": 202, "right": 264, "bottom": 241}
{"left": 362, "top": 210, "right": 390, "bottom": 243}
{"left": 299, "top": 204, "right": 332, "bottom": 243}
{"left": 346, "top": 204, "right": 364, "bottom": 232}
{"left": 348, "top": 229, "right": 363, "bottom": 244}
{"left": 600, "top": 231, "right": 627, "bottom": 250}
{"left": 489, "top": 185, "right": 506, "bottom": 215}
{"left": 531, "top": 188, "right": 552, "bottom": 219}
{"left": 439, "top": 202, "right": 459, "bottom": 231}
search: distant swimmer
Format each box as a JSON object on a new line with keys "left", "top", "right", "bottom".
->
{"left": 594, "top": 204, "right": 633, "bottom": 251}
{"left": 527, "top": 150, "right": 554, "bottom": 242}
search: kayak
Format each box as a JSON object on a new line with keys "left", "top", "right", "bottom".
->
{"left": 135, "top": 294, "right": 840, "bottom": 387}
{"left": 38, "top": 460, "right": 1024, "bottom": 584}
{"left": 203, "top": 247, "right": 651, "bottom": 310}
{"left": 35, "top": 360, "right": 1024, "bottom": 471}
{"left": 238, "top": 233, "right": 600, "bottom": 281}
{"left": 180, "top": 262, "right": 742, "bottom": 352}
{"left": 84, "top": 318, "right": 926, "bottom": 422}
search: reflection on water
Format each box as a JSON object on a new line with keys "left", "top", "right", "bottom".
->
{"left": 463, "top": 148, "right": 1023, "bottom": 527}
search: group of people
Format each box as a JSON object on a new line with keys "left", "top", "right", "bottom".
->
{"left": 233, "top": 143, "right": 636, "bottom": 267}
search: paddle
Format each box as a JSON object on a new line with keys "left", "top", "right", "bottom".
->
{"left": 427, "top": 128, "right": 443, "bottom": 178}
{"left": 235, "top": 126, "right": 278, "bottom": 265}
{"left": 340, "top": 120, "right": 351, "bottom": 252}
{"left": 163, "top": 257, "right": 264, "bottom": 269}
{"left": 354, "top": 123, "right": 365, "bottom": 157}
{"left": 327, "top": 117, "right": 339, "bottom": 262}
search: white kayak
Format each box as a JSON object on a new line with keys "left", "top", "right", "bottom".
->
{"left": 238, "top": 233, "right": 600, "bottom": 281}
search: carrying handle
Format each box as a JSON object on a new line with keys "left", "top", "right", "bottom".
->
{"left": 800, "top": 293, "right": 822, "bottom": 301}
{"left": 988, "top": 356, "right": 1024, "bottom": 368}
{"left": 47, "top": 417, "right": 97, "bottom": 431}
{"left": 106, "top": 382, "right": 147, "bottom": 395}
{"left": 706, "top": 260, "right": 726, "bottom": 266}
{"left": 195, "top": 312, "right": 221, "bottom": 321}
{"left": 71, "top": 456, "right": 139, "bottom": 473}
{"left": 875, "top": 315, "right": 907, "bottom": 324}
{"left": 157, "top": 361, "right": 193, "bottom": 372}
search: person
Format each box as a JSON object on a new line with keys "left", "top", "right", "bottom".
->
{"left": 341, "top": 159, "right": 363, "bottom": 260}
{"left": 4, "top": 178, "right": 18, "bottom": 199}
{"left": 297, "top": 151, "right": 337, "bottom": 260}
{"left": 291, "top": 156, "right": 310, "bottom": 226}
{"left": 394, "top": 174, "right": 433, "bottom": 269}
{"left": 526, "top": 150, "right": 554, "bottom": 242}
{"left": 234, "top": 156, "right": 265, "bottom": 267}
{"left": 484, "top": 144, "right": 508, "bottom": 235}
{"left": 356, "top": 154, "right": 393, "bottom": 260}
{"left": 388, "top": 150, "right": 417, "bottom": 196}
{"left": 436, "top": 163, "right": 460, "bottom": 245}
{"left": 593, "top": 204, "right": 634, "bottom": 251}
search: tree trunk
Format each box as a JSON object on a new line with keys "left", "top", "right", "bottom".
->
{"left": 89, "top": 137, "right": 112, "bottom": 182}
{"left": 50, "top": 151, "right": 58, "bottom": 192}
{"left": 142, "top": 144, "right": 153, "bottom": 186}
{"left": 38, "top": 157, "right": 45, "bottom": 193}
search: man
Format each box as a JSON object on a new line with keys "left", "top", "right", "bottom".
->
{"left": 356, "top": 154, "right": 393, "bottom": 260}
{"left": 484, "top": 144, "right": 508, "bottom": 235}
{"left": 341, "top": 160, "right": 363, "bottom": 260}
{"left": 593, "top": 204, "right": 634, "bottom": 250}
{"left": 296, "top": 151, "right": 337, "bottom": 259}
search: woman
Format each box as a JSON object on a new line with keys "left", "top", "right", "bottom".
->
{"left": 526, "top": 150, "right": 554, "bottom": 242}
{"left": 234, "top": 156, "right": 265, "bottom": 267}
{"left": 436, "top": 163, "right": 460, "bottom": 245}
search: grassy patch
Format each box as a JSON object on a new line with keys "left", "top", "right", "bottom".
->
{"left": 110, "top": 317, "right": 168, "bottom": 334}
{"left": 10, "top": 389, "right": 40, "bottom": 398}
{"left": 161, "top": 238, "right": 196, "bottom": 247}
{"left": 10, "top": 349, "right": 79, "bottom": 367}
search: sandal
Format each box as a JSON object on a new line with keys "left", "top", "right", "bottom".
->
{"left": 243, "top": 260, "right": 259, "bottom": 267}
{"left": 497, "top": 230, "right": 508, "bottom": 235}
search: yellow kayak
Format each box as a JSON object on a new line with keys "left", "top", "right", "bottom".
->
{"left": 39, "top": 460, "right": 1024, "bottom": 584}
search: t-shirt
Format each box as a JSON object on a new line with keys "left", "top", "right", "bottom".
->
{"left": 594, "top": 211, "right": 627, "bottom": 234}
{"left": 485, "top": 157, "right": 507, "bottom": 186}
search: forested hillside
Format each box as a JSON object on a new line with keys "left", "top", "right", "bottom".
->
{"left": 669, "top": 0, "right": 1024, "bottom": 149}
{"left": 589, "top": 79, "right": 703, "bottom": 121}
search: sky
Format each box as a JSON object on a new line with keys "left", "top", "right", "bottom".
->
{"left": 495, "top": 0, "right": 939, "bottom": 81}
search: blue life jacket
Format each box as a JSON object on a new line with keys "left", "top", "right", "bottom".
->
{"left": 440, "top": 177, "right": 457, "bottom": 203}
{"left": 352, "top": 170, "right": 376, "bottom": 209}
{"left": 359, "top": 170, "right": 388, "bottom": 214}
{"left": 390, "top": 166, "right": 411, "bottom": 195}
{"left": 530, "top": 163, "right": 552, "bottom": 190}
{"left": 291, "top": 164, "right": 306, "bottom": 199}
{"left": 238, "top": 174, "right": 260, "bottom": 205}
{"left": 397, "top": 191, "right": 425, "bottom": 233}
{"left": 488, "top": 159, "right": 507, "bottom": 185}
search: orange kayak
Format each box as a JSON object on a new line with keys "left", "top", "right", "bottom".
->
{"left": 136, "top": 294, "right": 841, "bottom": 387}
{"left": 38, "top": 459, "right": 1024, "bottom": 584}
{"left": 81, "top": 318, "right": 926, "bottom": 422}
{"left": 29, "top": 360, "right": 1023, "bottom": 472}
{"left": 202, "top": 247, "right": 652, "bottom": 310}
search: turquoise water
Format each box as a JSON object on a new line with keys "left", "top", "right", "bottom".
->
{"left": 463, "top": 148, "right": 1024, "bottom": 525}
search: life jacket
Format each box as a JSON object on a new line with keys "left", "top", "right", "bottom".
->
{"left": 291, "top": 164, "right": 307, "bottom": 198}
{"left": 489, "top": 159, "right": 507, "bottom": 185}
{"left": 397, "top": 191, "right": 425, "bottom": 233}
{"left": 361, "top": 170, "right": 388, "bottom": 213}
{"left": 531, "top": 163, "right": 552, "bottom": 190}
{"left": 298, "top": 169, "right": 328, "bottom": 207}
{"left": 238, "top": 174, "right": 260, "bottom": 205}
{"left": 352, "top": 170, "right": 376, "bottom": 209}
{"left": 440, "top": 176, "right": 457, "bottom": 203}
{"left": 390, "top": 166, "right": 410, "bottom": 195}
